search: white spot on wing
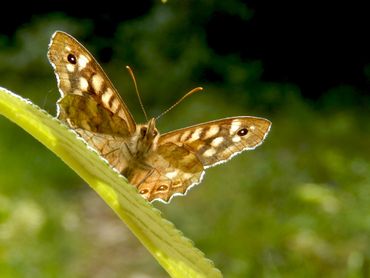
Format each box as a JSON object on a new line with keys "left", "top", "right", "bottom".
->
{"left": 188, "top": 128, "right": 203, "bottom": 142}
{"left": 79, "top": 77, "right": 89, "bottom": 91}
{"left": 78, "top": 55, "right": 89, "bottom": 70}
{"left": 102, "top": 89, "right": 113, "bottom": 104}
{"left": 92, "top": 74, "right": 104, "bottom": 92}
{"left": 111, "top": 98, "right": 120, "bottom": 112}
{"left": 118, "top": 110, "right": 126, "bottom": 119}
{"left": 211, "top": 137, "right": 224, "bottom": 147}
{"left": 66, "top": 64, "right": 75, "bottom": 72}
{"left": 204, "top": 125, "right": 220, "bottom": 139}
{"left": 232, "top": 135, "right": 241, "bottom": 142}
{"left": 203, "top": 148, "right": 216, "bottom": 157}
{"left": 165, "top": 170, "right": 178, "bottom": 179}
{"left": 180, "top": 130, "right": 191, "bottom": 141}
{"left": 230, "top": 120, "right": 241, "bottom": 134}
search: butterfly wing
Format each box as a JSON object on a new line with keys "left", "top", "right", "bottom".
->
{"left": 71, "top": 129, "right": 131, "bottom": 173}
{"left": 128, "top": 142, "right": 204, "bottom": 202}
{"left": 131, "top": 116, "right": 271, "bottom": 202}
{"left": 48, "top": 31, "right": 136, "bottom": 135}
{"left": 159, "top": 116, "right": 271, "bottom": 167}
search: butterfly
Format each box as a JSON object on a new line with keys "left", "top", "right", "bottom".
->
{"left": 47, "top": 31, "right": 271, "bottom": 203}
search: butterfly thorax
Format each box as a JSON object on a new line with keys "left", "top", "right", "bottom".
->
{"left": 130, "top": 118, "right": 160, "bottom": 159}
{"left": 121, "top": 118, "right": 160, "bottom": 183}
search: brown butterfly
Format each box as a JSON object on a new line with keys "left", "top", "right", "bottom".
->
{"left": 47, "top": 31, "right": 271, "bottom": 203}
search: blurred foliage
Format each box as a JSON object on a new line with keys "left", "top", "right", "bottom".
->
{"left": 1, "top": 1, "right": 369, "bottom": 277}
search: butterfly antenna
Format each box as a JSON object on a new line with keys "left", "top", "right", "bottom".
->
{"left": 156, "top": 87, "right": 203, "bottom": 120}
{"left": 126, "top": 66, "right": 148, "bottom": 121}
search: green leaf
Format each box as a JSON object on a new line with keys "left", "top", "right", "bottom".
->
{"left": 0, "top": 86, "right": 222, "bottom": 278}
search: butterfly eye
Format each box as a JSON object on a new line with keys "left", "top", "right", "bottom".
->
{"left": 237, "top": 128, "right": 248, "bottom": 136}
{"left": 140, "top": 127, "right": 147, "bottom": 137}
{"left": 67, "top": 54, "right": 77, "bottom": 64}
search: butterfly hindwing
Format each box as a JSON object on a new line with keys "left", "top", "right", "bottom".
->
{"left": 73, "top": 129, "right": 130, "bottom": 173}
{"left": 128, "top": 142, "right": 204, "bottom": 202}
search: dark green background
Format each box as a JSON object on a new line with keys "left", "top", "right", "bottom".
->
{"left": 1, "top": 1, "right": 369, "bottom": 277}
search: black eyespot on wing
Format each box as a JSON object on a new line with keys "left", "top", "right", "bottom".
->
{"left": 237, "top": 128, "right": 248, "bottom": 136}
{"left": 67, "top": 54, "right": 77, "bottom": 64}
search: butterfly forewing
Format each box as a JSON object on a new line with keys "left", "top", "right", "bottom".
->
{"left": 48, "top": 31, "right": 136, "bottom": 134}
{"left": 159, "top": 117, "right": 271, "bottom": 167}
{"left": 58, "top": 94, "right": 132, "bottom": 136}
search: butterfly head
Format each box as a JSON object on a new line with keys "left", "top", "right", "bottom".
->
{"left": 135, "top": 118, "right": 160, "bottom": 153}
